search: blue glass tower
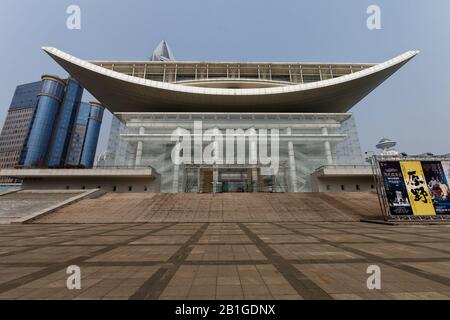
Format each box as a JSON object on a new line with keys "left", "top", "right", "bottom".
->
{"left": 47, "top": 79, "right": 84, "bottom": 167}
{"left": 65, "top": 102, "right": 91, "bottom": 166}
{"left": 22, "top": 75, "right": 66, "bottom": 167}
{"left": 80, "top": 102, "right": 105, "bottom": 168}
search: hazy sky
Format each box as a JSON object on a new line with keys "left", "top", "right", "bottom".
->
{"left": 0, "top": 0, "right": 449, "bottom": 156}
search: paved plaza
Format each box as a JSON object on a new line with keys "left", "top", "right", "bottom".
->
{"left": 0, "top": 219, "right": 449, "bottom": 300}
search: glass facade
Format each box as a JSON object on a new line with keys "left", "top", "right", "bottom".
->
{"left": 22, "top": 76, "right": 66, "bottom": 167}
{"left": 65, "top": 102, "right": 91, "bottom": 166}
{"left": 80, "top": 102, "right": 105, "bottom": 168}
{"left": 104, "top": 115, "right": 133, "bottom": 167}
{"left": 103, "top": 113, "right": 360, "bottom": 193}
{"left": 65, "top": 102, "right": 104, "bottom": 168}
{"left": 9, "top": 82, "right": 41, "bottom": 110}
{"left": 47, "top": 79, "right": 84, "bottom": 167}
{"left": 335, "top": 116, "right": 365, "bottom": 165}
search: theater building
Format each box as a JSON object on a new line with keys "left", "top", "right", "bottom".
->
{"left": 0, "top": 44, "right": 418, "bottom": 193}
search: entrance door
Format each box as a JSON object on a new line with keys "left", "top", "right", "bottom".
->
{"left": 200, "top": 169, "right": 214, "bottom": 193}
{"left": 219, "top": 169, "right": 250, "bottom": 193}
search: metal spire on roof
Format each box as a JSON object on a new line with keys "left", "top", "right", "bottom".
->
{"left": 151, "top": 40, "right": 176, "bottom": 62}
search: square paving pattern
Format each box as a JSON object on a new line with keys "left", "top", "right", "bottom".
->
{"left": 0, "top": 221, "right": 449, "bottom": 300}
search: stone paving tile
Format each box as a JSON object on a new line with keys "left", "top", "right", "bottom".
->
{"left": 1, "top": 246, "right": 105, "bottom": 263}
{"left": 271, "top": 244, "right": 361, "bottom": 261}
{"left": 365, "top": 233, "right": 439, "bottom": 243}
{"left": 61, "top": 235, "right": 136, "bottom": 246}
{"left": 131, "top": 235, "right": 191, "bottom": 245}
{"left": 249, "top": 228, "right": 295, "bottom": 235}
{"left": 313, "top": 234, "right": 380, "bottom": 243}
{"left": 411, "top": 243, "right": 450, "bottom": 254}
{"left": 0, "top": 246, "right": 32, "bottom": 256}
{"left": 295, "top": 263, "right": 450, "bottom": 299}
{"left": 335, "top": 228, "right": 394, "bottom": 234}
{"left": 0, "top": 236, "right": 75, "bottom": 247}
{"left": 87, "top": 245, "right": 180, "bottom": 262}
{"left": 0, "top": 266, "right": 45, "bottom": 286}
{"left": 422, "top": 233, "right": 450, "bottom": 240}
{"left": 204, "top": 224, "right": 245, "bottom": 235}
{"left": 0, "top": 266, "right": 159, "bottom": 300}
{"left": 198, "top": 235, "right": 252, "bottom": 244}
{"left": 256, "top": 234, "right": 319, "bottom": 244}
{"left": 402, "top": 262, "right": 450, "bottom": 279}
{"left": 160, "top": 265, "right": 301, "bottom": 300}
{"left": 123, "top": 224, "right": 170, "bottom": 231}
{"left": 284, "top": 228, "right": 346, "bottom": 235}
{"left": 187, "top": 245, "right": 267, "bottom": 261}
{"left": 344, "top": 243, "right": 449, "bottom": 260}
{"left": 0, "top": 230, "right": 60, "bottom": 237}
{"left": 98, "top": 229, "right": 153, "bottom": 237}
{"left": 153, "top": 229, "right": 200, "bottom": 236}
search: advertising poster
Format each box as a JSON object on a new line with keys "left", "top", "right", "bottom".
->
{"left": 422, "top": 161, "right": 450, "bottom": 214}
{"left": 400, "top": 161, "right": 436, "bottom": 216}
{"left": 379, "top": 161, "right": 413, "bottom": 216}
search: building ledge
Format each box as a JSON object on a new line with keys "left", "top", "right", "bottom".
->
{"left": 313, "top": 165, "right": 373, "bottom": 177}
{"left": 0, "top": 168, "right": 158, "bottom": 179}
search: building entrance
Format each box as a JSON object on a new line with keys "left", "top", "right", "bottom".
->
{"left": 218, "top": 168, "right": 252, "bottom": 193}
{"left": 184, "top": 165, "right": 275, "bottom": 193}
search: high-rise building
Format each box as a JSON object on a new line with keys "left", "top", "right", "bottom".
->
{"left": 22, "top": 75, "right": 67, "bottom": 167}
{"left": 80, "top": 102, "right": 105, "bottom": 168}
{"left": 0, "top": 76, "right": 104, "bottom": 172}
{"left": 65, "top": 102, "right": 91, "bottom": 166}
{"left": 65, "top": 102, "right": 105, "bottom": 167}
{"left": 0, "top": 81, "right": 41, "bottom": 171}
{"left": 47, "top": 78, "right": 84, "bottom": 167}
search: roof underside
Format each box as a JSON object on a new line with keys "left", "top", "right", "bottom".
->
{"left": 43, "top": 48, "right": 418, "bottom": 113}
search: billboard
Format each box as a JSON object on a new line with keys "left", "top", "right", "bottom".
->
{"left": 421, "top": 161, "right": 450, "bottom": 214}
{"left": 378, "top": 159, "right": 450, "bottom": 217}
{"left": 379, "top": 161, "right": 412, "bottom": 216}
{"left": 400, "top": 161, "right": 435, "bottom": 216}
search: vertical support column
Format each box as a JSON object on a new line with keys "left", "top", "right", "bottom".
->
{"left": 172, "top": 163, "right": 180, "bottom": 193}
{"left": 197, "top": 167, "right": 201, "bottom": 193}
{"left": 287, "top": 128, "right": 298, "bottom": 192}
{"left": 322, "top": 127, "right": 333, "bottom": 165}
{"left": 172, "top": 127, "right": 180, "bottom": 193}
{"left": 252, "top": 167, "right": 259, "bottom": 193}
{"left": 135, "top": 127, "right": 145, "bottom": 167}
{"left": 213, "top": 166, "right": 219, "bottom": 193}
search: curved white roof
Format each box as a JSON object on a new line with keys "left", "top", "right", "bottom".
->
{"left": 43, "top": 47, "right": 418, "bottom": 113}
